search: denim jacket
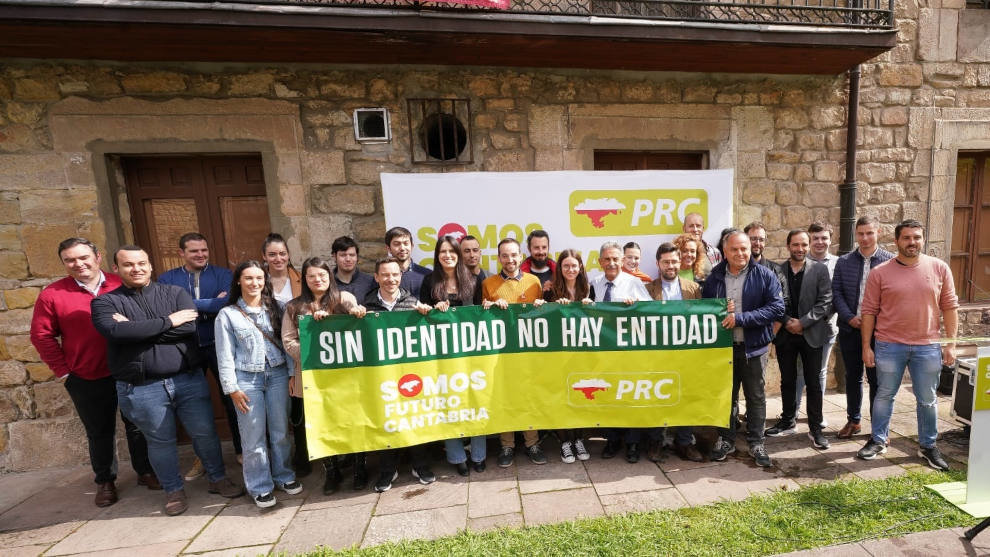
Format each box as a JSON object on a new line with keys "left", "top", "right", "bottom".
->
{"left": 215, "top": 299, "right": 293, "bottom": 395}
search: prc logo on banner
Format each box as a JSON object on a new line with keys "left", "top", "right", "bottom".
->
{"left": 566, "top": 372, "right": 681, "bottom": 407}
{"left": 568, "top": 189, "right": 708, "bottom": 237}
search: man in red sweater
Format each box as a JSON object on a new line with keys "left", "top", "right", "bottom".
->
{"left": 30, "top": 238, "right": 159, "bottom": 507}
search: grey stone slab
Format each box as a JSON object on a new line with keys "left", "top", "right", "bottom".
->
{"left": 184, "top": 499, "right": 300, "bottom": 553}
{"left": 583, "top": 456, "right": 671, "bottom": 495}
{"left": 374, "top": 474, "right": 468, "bottom": 516}
{"left": 6, "top": 544, "right": 54, "bottom": 557}
{"left": 772, "top": 542, "right": 872, "bottom": 556}
{"left": 273, "top": 503, "right": 373, "bottom": 553}
{"left": 467, "top": 512, "right": 524, "bottom": 533}
{"left": 771, "top": 443, "right": 847, "bottom": 485}
{"left": 600, "top": 488, "right": 688, "bottom": 516}
{"left": 45, "top": 487, "right": 226, "bottom": 556}
{"left": 520, "top": 487, "right": 604, "bottom": 526}
{"left": 0, "top": 468, "right": 103, "bottom": 532}
{"left": 666, "top": 458, "right": 798, "bottom": 507}
{"left": 830, "top": 440, "right": 907, "bottom": 481}
{"left": 467, "top": 475, "right": 520, "bottom": 518}
{"left": 0, "top": 520, "right": 81, "bottom": 548}
{"left": 516, "top": 456, "right": 591, "bottom": 494}
{"left": 859, "top": 527, "right": 974, "bottom": 556}
{"left": 182, "top": 545, "right": 272, "bottom": 557}
{"left": 297, "top": 487, "right": 379, "bottom": 512}
{"left": 0, "top": 466, "right": 87, "bottom": 517}
{"left": 360, "top": 505, "right": 466, "bottom": 548}
{"left": 63, "top": 541, "right": 189, "bottom": 557}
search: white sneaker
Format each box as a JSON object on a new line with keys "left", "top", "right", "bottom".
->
{"left": 254, "top": 492, "right": 277, "bottom": 508}
{"left": 560, "top": 441, "right": 576, "bottom": 464}
{"left": 573, "top": 439, "right": 591, "bottom": 461}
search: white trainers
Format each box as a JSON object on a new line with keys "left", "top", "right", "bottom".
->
{"left": 560, "top": 441, "right": 576, "bottom": 464}
{"left": 573, "top": 438, "right": 591, "bottom": 461}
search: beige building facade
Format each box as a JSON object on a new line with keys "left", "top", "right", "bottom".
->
{"left": 1, "top": 0, "right": 989, "bottom": 472}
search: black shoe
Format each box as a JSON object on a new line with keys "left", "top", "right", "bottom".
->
{"left": 919, "top": 446, "right": 950, "bottom": 471}
{"left": 710, "top": 437, "right": 736, "bottom": 461}
{"left": 412, "top": 466, "right": 436, "bottom": 485}
{"left": 857, "top": 439, "right": 888, "bottom": 460}
{"left": 374, "top": 470, "right": 398, "bottom": 493}
{"left": 526, "top": 444, "right": 547, "bottom": 465}
{"left": 625, "top": 443, "right": 640, "bottom": 464}
{"left": 808, "top": 430, "right": 830, "bottom": 450}
{"left": 322, "top": 461, "right": 342, "bottom": 495}
{"left": 602, "top": 440, "right": 621, "bottom": 459}
{"left": 497, "top": 446, "right": 514, "bottom": 468}
{"left": 455, "top": 462, "right": 469, "bottom": 477}
{"left": 749, "top": 444, "right": 772, "bottom": 467}
{"left": 352, "top": 455, "right": 368, "bottom": 491}
{"left": 765, "top": 420, "right": 797, "bottom": 437}
{"left": 472, "top": 460, "right": 486, "bottom": 473}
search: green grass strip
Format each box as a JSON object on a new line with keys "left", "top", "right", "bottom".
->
{"left": 301, "top": 470, "right": 981, "bottom": 557}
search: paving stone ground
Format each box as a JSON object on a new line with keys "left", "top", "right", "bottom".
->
{"left": 0, "top": 387, "right": 979, "bottom": 556}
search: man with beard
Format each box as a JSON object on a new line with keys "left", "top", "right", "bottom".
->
{"left": 385, "top": 226, "right": 430, "bottom": 295}
{"left": 856, "top": 220, "right": 957, "bottom": 471}
{"left": 520, "top": 229, "right": 554, "bottom": 291}
{"left": 483, "top": 238, "right": 547, "bottom": 467}
{"left": 91, "top": 246, "right": 244, "bottom": 516}
{"left": 590, "top": 241, "right": 651, "bottom": 462}
{"left": 764, "top": 230, "right": 832, "bottom": 451}
{"left": 831, "top": 216, "right": 894, "bottom": 439}
{"left": 745, "top": 222, "right": 787, "bottom": 297}
{"left": 702, "top": 232, "right": 784, "bottom": 467}
{"left": 646, "top": 242, "right": 704, "bottom": 463}
{"left": 460, "top": 235, "right": 488, "bottom": 279}
{"left": 683, "top": 212, "right": 722, "bottom": 275}
{"left": 796, "top": 221, "right": 839, "bottom": 430}
{"left": 332, "top": 235, "right": 376, "bottom": 302}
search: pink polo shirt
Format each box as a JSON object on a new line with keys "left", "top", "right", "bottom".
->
{"left": 859, "top": 255, "right": 958, "bottom": 345}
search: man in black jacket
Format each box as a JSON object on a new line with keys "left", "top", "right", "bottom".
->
{"left": 91, "top": 246, "right": 244, "bottom": 517}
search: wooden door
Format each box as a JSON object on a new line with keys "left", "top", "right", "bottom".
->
{"left": 952, "top": 153, "right": 990, "bottom": 303}
{"left": 594, "top": 151, "right": 706, "bottom": 170}
{"left": 121, "top": 154, "right": 272, "bottom": 441}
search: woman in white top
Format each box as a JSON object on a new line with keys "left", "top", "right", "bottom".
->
{"left": 262, "top": 233, "right": 301, "bottom": 304}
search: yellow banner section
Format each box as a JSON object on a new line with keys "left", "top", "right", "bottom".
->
{"left": 303, "top": 347, "right": 732, "bottom": 458}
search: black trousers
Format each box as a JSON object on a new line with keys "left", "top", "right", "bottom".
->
{"left": 290, "top": 395, "right": 309, "bottom": 465}
{"left": 719, "top": 345, "right": 768, "bottom": 445}
{"left": 776, "top": 331, "right": 824, "bottom": 432}
{"left": 64, "top": 374, "right": 153, "bottom": 483}
{"left": 378, "top": 444, "right": 429, "bottom": 474}
{"left": 203, "top": 348, "right": 242, "bottom": 454}
{"left": 838, "top": 328, "right": 878, "bottom": 424}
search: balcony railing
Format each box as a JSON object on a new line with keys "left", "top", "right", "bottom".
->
{"left": 199, "top": 0, "right": 895, "bottom": 29}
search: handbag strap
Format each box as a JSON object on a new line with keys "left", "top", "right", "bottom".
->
{"left": 233, "top": 305, "right": 282, "bottom": 350}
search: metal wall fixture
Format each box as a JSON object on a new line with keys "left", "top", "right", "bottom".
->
{"left": 353, "top": 107, "right": 391, "bottom": 143}
{"left": 407, "top": 98, "right": 473, "bottom": 165}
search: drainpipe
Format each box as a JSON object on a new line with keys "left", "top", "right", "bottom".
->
{"left": 838, "top": 64, "right": 860, "bottom": 256}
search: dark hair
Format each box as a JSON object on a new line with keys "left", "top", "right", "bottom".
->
{"left": 786, "top": 229, "right": 809, "bottom": 245}
{"left": 623, "top": 241, "right": 641, "bottom": 252}
{"left": 808, "top": 221, "right": 833, "bottom": 235}
{"left": 385, "top": 227, "right": 412, "bottom": 245}
{"left": 331, "top": 236, "right": 359, "bottom": 256}
{"left": 179, "top": 232, "right": 207, "bottom": 250}
{"left": 113, "top": 245, "right": 145, "bottom": 266}
{"left": 894, "top": 219, "right": 924, "bottom": 240}
{"left": 375, "top": 258, "right": 400, "bottom": 274}
{"left": 655, "top": 242, "right": 679, "bottom": 260}
{"left": 261, "top": 233, "right": 295, "bottom": 272}
{"left": 287, "top": 257, "right": 344, "bottom": 321}
{"left": 718, "top": 228, "right": 740, "bottom": 259}
{"left": 461, "top": 235, "right": 479, "bottom": 245}
{"left": 550, "top": 249, "right": 590, "bottom": 301}
{"left": 227, "top": 260, "right": 282, "bottom": 341}
{"left": 497, "top": 237, "right": 520, "bottom": 253}
{"left": 743, "top": 221, "right": 766, "bottom": 234}
{"left": 427, "top": 236, "right": 476, "bottom": 304}
{"left": 526, "top": 229, "right": 549, "bottom": 249}
{"left": 58, "top": 237, "right": 98, "bottom": 259}
{"left": 855, "top": 215, "right": 880, "bottom": 228}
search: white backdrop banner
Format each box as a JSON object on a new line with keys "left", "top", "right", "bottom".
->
{"left": 380, "top": 170, "right": 734, "bottom": 279}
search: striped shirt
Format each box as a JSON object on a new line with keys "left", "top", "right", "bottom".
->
{"left": 481, "top": 271, "right": 542, "bottom": 304}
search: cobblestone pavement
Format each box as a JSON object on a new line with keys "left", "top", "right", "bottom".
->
{"left": 0, "top": 386, "right": 976, "bottom": 556}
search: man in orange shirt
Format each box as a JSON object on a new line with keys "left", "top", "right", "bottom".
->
{"left": 856, "top": 219, "right": 958, "bottom": 470}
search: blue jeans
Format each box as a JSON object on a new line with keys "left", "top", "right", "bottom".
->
{"left": 117, "top": 371, "right": 226, "bottom": 493}
{"left": 235, "top": 364, "right": 294, "bottom": 496}
{"left": 445, "top": 436, "right": 487, "bottom": 464}
{"left": 871, "top": 341, "right": 942, "bottom": 448}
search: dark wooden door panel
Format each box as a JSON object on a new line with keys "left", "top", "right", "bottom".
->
{"left": 594, "top": 151, "right": 706, "bottom": 171}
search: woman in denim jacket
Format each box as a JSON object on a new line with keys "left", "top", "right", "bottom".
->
{"left": 215, "top": 260, "right": 301, "bottom": 508}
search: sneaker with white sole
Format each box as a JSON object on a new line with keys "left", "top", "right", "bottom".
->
{"left": 808, "top": 430, "right": 830, "bottom": 450}
{"left": 560, "top": 441, "right": 576, "bottom": 464}
{"left": 573, "top": 439, "right": 590, "bottom": 461}
{"left": 411, "top": 466, "right": 436, "bottom": 485}
{"left": 374, "top": 470, "right": 398, "bottom": 493}
{"left": 765, "top": 420, "right": 797, "bottom": 437}
{"left": 254, "top": 492, "right": 277, "bottom": 508}
{"left": 918, "top": 446, "right": 950, "bottom": 471}
{"left": 857, "top": 439, "right": 888, "bottom": 460}
{"left": 710, "top": 437, "right": 736, "bottom": 461}
{"left": 183, "top": 457, "right": 205, "bottom": 481}
{"left": 749, "top": 444, "right": 772, "bottom": 467}
{"left": 279, "top": 480, "right": 303, "bottom": 495}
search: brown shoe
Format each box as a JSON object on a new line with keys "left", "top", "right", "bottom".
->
{"left": 94, "top": 481, "right": 118, "bottom": 507}
{"left": 208, "top": 477, "right": 246, "bottom": 498}
{"left": 138, "top": 473, "right": 162, "bottom": 491}
{"left": 675, "top": 444, "right": 705, "bottom": 463}
{"left": 165, "top": 489, "right": 188, "bottom": 516}
{"left": 647, "top": 440, "right": 663, "bottom": 463}
{"left": 837, "top": 421, "right": 861, "bottom": 439}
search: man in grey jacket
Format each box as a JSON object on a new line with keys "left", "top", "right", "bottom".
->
{"left": 765, "top": 230, "right": 833, "bottom": 450}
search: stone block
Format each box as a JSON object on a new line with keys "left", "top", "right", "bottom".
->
{"left": 482, "top": 150, "right": 532, "bottom": 172}
{"left": 486, "top": 98, "right": 515, "bottom": 111}
{"left": 742, "top": 179, "right": 775, "bottom": 205}
{"left": 534, "top": 148, "right": 564, "bottom": 171}
{"left": 3, "top": 287, "right": 39, "bottom": 309}
{"left": 737, "top": 152, "right": 766, "bottom": 178}
{"left": 861, "top": 162, "right": 897, "bottom": 183}
{"left": 796, "top": 131, "right": 825, "bottom": 151}
{"left": 25, "top": 362, "right": 54, "bottom": 382}
{"left": 13, "top": 78, "right": 59, "bottom": 101}
{"left": 0, "top": 226, "right": 21, "bottom": 252}
{"left": 468, "top": 76, "right": 499, "bottom": 98}
{"left": 802, "top": 182, "right": 840, "bottom": 207}
{"left": 22, "top": 223, "right": 83, "bottom": 278}
{"left": 621, "top": 82, "right": 654, "bottom": 102}
{"left": 875, "top": 64, "right": 924, "bottom": 87}
{"left": 307, "top": 215, "right": 353, "bottom": 257}
{"left": 474, "top": 114, "right": 496, "bottom": 129}
{"left": 813, "top": 161, "right": 842, "bottom": 182}
{"left": 353, "top": 215, "right": 386, "bottom": 243}
{"left": 783, "top": 205, "right": 813, "bottom": 228}
{"left": 6, "top": 334, "right": 39, "bottom": 362}
{"left": 775, "top": 108, "right": 809, "bottom": 130}
{"left": 0, "top": 388, "right": 21, "bottom": 422}
{"left": 810, "top": 106, "right": 845, "bottom": 129}
{"left": 227, "top": 72, "right": 274, "bottom": 96}
{"left": 0, "top": 308, "right": 32, "bottom": 334}
{"left": 312, "top": 185, "right": 376, "bottom": 215}
{"left": 908, "top": 108, "right": 935, "bottom": 148}
{"left": 528, "top": 106, "right": 566, "bottom": 148}
{"left": 120, "top": 72, "right": 187, "bottom": 94}
{"left": 681, "top": 85, "right": 715, "bottom": 103}
{"left": 0, "top": 360, "right": 27, "bottom": 386}
{"left": 0, "top": 123, "right": 43, "bottom": 152}
{"left": 19, "top": 189, "right": 98, "bottom": 224}
{"left": 0, "top": 252, "right": 29, "bottom": 280}
{"left": 733, "top": 106, "right": 774, "bottom": 148}
{"left": 767, "top": 164, "right": 793, "bottom": 180}
{"left": 879, "top": 107, "right": 909, "bottom": 126}
{"left": 503, "top": 113, "right": 526, "bottom": 132}
{"left": 794, "top": 164, "right": 814, "bottom": 183}
{"left": 521, "top": 487, "right": 603, "bottom": 526}
{"left": 6, "top": 102, "right": 44, "bottom": 126}
{"left": 361, "top": 505, "right": 466, "bottom": 548}
{"left": 34, "top": 381, "right": 74, "bottom": 418}
{"left": 776, "top": 182, "right": 800, "bottom": 205}
{"left": 301, "top": 151, "right": 346, "bottom": 185}
{"left": 318, "top": 80, "right": 366, "bottom": 99}
{"left": 490, "top": 131, "right": 520, "bottom": 150}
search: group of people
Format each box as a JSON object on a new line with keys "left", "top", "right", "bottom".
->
{"left": 29, "top": 210, "right": 959, "bottom": 516}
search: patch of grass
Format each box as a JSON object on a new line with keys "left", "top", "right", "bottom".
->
{"left": 304, "top": 470, "right": 979, "bottom": 557}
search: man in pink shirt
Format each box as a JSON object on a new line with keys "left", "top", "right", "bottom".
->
{"left": 856, "top": 220, "right": 958, "bottom": 470}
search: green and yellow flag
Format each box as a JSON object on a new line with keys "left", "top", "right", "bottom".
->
{"left": 300, "top": 299, "right": 732, "bottom": 458}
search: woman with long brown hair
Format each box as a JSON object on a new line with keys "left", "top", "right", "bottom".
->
{"left": 262, "top": 233, "right": 301, "bottom": 304}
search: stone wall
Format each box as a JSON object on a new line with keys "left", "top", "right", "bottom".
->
{"left": 1, "top": 0, "right": 989, "bottom": 472}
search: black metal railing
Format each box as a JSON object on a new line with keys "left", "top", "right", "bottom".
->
{"left": 188, "top": 0, "right": 896, "bottom": 29}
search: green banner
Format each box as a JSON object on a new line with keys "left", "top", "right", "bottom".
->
{"left": 300, "top": 299, "right": 733, "bottom": 457}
